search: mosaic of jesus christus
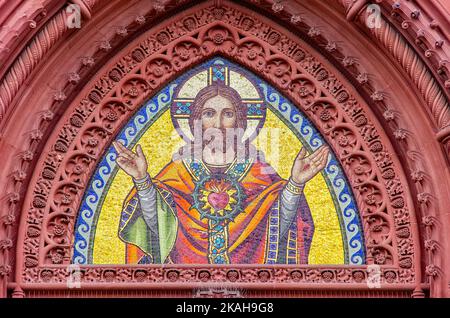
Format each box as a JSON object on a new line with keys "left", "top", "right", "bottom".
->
{"left": 113, "top": 69, "right": 330, "bottom": 265}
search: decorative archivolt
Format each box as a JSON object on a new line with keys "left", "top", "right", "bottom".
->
{"left": 16, "top": 4, "right": 416, "bottom": 287}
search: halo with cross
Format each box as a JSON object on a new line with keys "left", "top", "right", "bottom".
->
{"left": 170, "top": 58, "right": 267, "bottom": 142}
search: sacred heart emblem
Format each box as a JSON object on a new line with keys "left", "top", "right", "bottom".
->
{"left": 207, "top": 191, "right": 230, "bottom": 211}
{"left": 193, "top": 175, "right": 244, "bottom": 221}
{"left": 200, "top": 179, "right": 236, "bottom": 215}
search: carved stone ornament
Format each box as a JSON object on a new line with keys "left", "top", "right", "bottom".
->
{"left": 17, "top": 3, "right": 415, "bottom": 287}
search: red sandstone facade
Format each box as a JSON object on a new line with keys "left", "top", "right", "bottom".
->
{"left": 0, "top": 0, "right": 449, "bottom": 298}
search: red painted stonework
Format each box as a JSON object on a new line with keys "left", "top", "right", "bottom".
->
{"left": 0, "top": 0, "right": 449, "bottom": 298}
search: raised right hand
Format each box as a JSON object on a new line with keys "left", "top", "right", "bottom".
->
{"left": 112, "top": 141, "right": 148, "bottom": 180}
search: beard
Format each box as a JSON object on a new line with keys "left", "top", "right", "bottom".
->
{"left": 173, "top": 126, "right": 253, "bottom": 164}
{"left": 201, "top": 127, "right": 246, "bottom": 164}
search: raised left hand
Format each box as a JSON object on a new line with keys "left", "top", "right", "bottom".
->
{"left": 290, "top": 145, "right": 330, "bottom": 184}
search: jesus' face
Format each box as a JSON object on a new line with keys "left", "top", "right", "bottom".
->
{"left": 187, "top": 85, "right": 247, "bottom": 164}
{"left": 189, "top": 84, "right": 246, "bottom": 137}
{"left": 200, "top": 95, "right": 237, "bottom": 132}
{"left": 199, "top": 94, "right": 243, "bottom": 165}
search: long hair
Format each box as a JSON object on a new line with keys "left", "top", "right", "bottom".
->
{"left": 188, "top": 84, "right": 247, "bottom": 133}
